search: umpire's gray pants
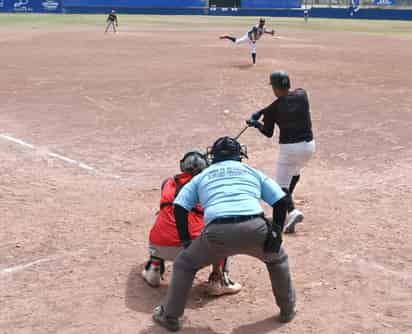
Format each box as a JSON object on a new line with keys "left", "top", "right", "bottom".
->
{"left": 163, "top": 216, "right": 296, "bottom": 318}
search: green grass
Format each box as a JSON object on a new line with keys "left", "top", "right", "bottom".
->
{"left": 1, "top": 13, "right": 412, "bottom": 36}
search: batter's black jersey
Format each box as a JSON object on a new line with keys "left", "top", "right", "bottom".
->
{"left": 259, "top": 88, "right": 313, "bottom": 144}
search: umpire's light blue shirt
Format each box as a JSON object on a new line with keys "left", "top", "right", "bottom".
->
{"left": 174, "top": 160, "right": 285, "bottom": 225}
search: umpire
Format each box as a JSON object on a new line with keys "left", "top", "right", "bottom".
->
{"left": 152, "top": 136, "right": 296, "bottom": 332}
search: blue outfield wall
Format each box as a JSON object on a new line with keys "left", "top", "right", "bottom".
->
{"left": 1, "top": 0, "right": 412, "bottom": 20}
{"left": 0, "top": 0, "right": 61, "bottom": 12}
{"left": 208, "top": 7, "right": 412, "bottom": 20}
{"left": 241, "top": 0, "right": 301, "bottom": 9}
{"left": 310, "top": 8, "right": 412, "bottom": 20}
{"left": 63, "top": 0, "right": 206, "bottom": 7}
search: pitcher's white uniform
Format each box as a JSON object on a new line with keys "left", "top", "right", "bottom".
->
{"left": 235, "top": 24, "right": 272, "bottom": 54}
{"left": 219, "top": 18, "right": 275, "bottom": 65}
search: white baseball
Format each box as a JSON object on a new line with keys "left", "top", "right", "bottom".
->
{"left": 223, "top": 109, "right": 230, "bottom": 114}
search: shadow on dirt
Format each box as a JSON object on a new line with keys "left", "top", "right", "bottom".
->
{"left": 232, "top": 64, "right": 254, "bottom": 70}
{"left": 231, "top": 316, "right": 285, "bottom": 334}
{"left": 125, "top": 264, "right": 219, "bottom": 314}
{"left": 138, "top": 324, "right": 220, "bottom": 334}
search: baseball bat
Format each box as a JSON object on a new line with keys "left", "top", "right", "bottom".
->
{"left": 234, "top": 125, "right": 249, "bottom": 140}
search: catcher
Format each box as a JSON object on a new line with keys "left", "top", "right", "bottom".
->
{"left": 219, "top": 18, "right": 275, "bottom": 65}
{"left": 142, "top": 150, "right": 242, "bottom": 296}
{"left": 152, "top": 137, "right": 296, "bottom": 331}
{"left": 105, "top": 10, "right": 118, "bottom": 33}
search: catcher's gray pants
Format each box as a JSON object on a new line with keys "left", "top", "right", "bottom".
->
{"left": 163, "top": 216, "right": 296, "bottom": 318}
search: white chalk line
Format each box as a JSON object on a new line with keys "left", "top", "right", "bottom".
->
{"left": 0, "top": 134, "right": 34, "bottom": 149}
{"left": 0, "top": 257, "right": 53, "bottom": 274}
{"left": 84, "top": 95, "right": 113, "bottom": 113}
{"left": 0, "top": 249, "right": 87, "bottom": 275}
{"left": 0, "top": 133, "right": 121, "bottom": 179}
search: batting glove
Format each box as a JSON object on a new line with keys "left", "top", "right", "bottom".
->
{"left": 246, "top": 119, "right": 262, "bottom": 130}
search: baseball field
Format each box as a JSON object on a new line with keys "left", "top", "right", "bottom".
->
{"left": 1, "top": 14, "right": 412, "bottom": 334}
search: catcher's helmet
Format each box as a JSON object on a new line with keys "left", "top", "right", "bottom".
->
{"left": 270, "top": 71, "right": 291, "bottom": 89}
{"left": 207, "top": 136, "right": 248, "bottom": 164}
{"left": 180, "top": 150, "right": 208, "bottom": 175}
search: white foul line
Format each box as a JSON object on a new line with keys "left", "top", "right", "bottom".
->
{"left": 0, "top": 258, "right": 53, "bottom": 274}
{"left": 1, "top": 249, "right": 88, "bottom": 275}
{"left": 0, "top": 134, "right": 34, "bottom": 149}
{"left": 0, "top": 133, "right": 119, "bottom": 178}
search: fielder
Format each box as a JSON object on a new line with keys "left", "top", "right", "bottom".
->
{"left": 105, "top": 10, "right": 118, "bottom": 33}
{"left": 219, "top": 18, "right": 275, "bottom": 65}
{"left": 247, "top": 71, "right": 315, "bottom": 234}
{"left": 152, "top": 137, "right": 296, "bottom": 332}
{"left": 303, "top": 9, "right": 309, "bottom": 23}
{"left": 142, "top": 150, "right": 241, "bottom": 296}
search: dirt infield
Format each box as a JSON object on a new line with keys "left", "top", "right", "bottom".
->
{"left": 1, "top": 16, "right": 412, "bottom": 334}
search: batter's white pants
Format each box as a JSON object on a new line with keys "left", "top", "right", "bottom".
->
{"left": 235, "top": 33, "right": 257, "bottom": 54}
{"left": 276, "top": 140, "right": 316, "bottom": 188}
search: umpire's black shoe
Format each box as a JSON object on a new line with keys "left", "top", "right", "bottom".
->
{"left": 152, "top": 305, "right": 181, "bottom": 332}
{"left": 279, "top": 308, "right": 297, "bottom": 323}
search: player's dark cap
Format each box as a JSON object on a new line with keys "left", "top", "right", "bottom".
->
{"left": 207, "top": 136, "right": 248, "bottom": 164}
{"left": 270, "top": 71, "right": 291, "bottom": 89}
{"left": 259, "top": 18, "right": 266, "bottom": 24}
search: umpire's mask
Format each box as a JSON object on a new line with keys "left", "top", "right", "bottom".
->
{"left": 207, "top": 136, "right": 248, "bottom": 164}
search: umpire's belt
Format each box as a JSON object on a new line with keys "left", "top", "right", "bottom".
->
{"left": 210, "top": 213, "right": 264, "bottom": 225}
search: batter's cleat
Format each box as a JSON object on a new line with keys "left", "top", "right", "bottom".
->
{"left": 141, "top": 263, "right": 161, "bottom": 287}
{"left": 279, "top": 308, "right": 297, "bottom": 323}
{"left": 207, "top": 273, "right": 242, "bottom": 296}
{"left": 284, "top": 209, "right": 304, "bottom": 234}
{"left": 152, "top": 305, "right": 181, "bottom": 332}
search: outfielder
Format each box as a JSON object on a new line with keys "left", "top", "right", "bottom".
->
{"left": 219, "top": 18, "right": 275, "bottom": 65}
{"left": 142, "top": 150, "right": 241, "bottom": 296}
{"left": 105, "top": 10, "right": 118, "bottom": 33}
{"left": 152, "top": 137, "right": 296, "bottom": 332}
{"left": 247, "top": 71, "right": 315, "bottom": 233}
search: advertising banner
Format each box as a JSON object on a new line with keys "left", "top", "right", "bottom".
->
{"left": 0, "top": 0, "right": 61, "bottom": 12}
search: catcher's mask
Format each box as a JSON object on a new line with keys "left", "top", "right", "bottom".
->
{"left": 180, "top": 150, "right": 208, "bottom": 175}
{"left": 207, "top": 136, "right": 248, "bottom": 164}
{"left": 270, "top": 71, "right": 291, "bottom": 89}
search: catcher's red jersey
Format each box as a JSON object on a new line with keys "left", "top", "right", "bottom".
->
{"left": 149, "top": 173, "right": 204, "bottom": 247}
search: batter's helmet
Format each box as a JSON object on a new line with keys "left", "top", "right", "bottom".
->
{"left": 270, "top": 71, "right": 291, "bottom": 89}
{"left": 180, "top": 150, "right": 208, "bottom": 175}
{"left": 207, "top": 136, "right": 248, "bottom": 164}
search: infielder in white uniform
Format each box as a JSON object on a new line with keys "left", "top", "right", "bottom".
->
{"left": 219, "top": 18, "right": 275, "bottom": 65}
